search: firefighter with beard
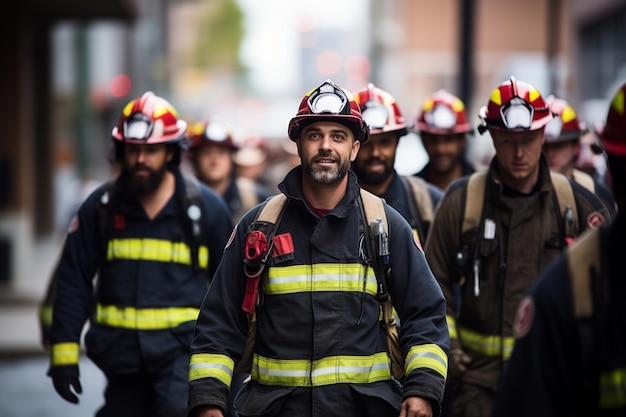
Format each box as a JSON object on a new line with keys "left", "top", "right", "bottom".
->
{"left": 47, "top": 91, "right": 233, "bottom": 417}
{"left": 352, "top": 83, "right": 443, "bottom": 245}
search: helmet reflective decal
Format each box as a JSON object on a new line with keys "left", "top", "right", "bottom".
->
{"left": 124, "top": 113, "right": 154, "bottom": 140}
{"left": 205, "top": 123, "right": 229, "bottom": 142}
{"left": 425, "top": 104, "right": 457, "bottom": 129}
{"left": 500, "top": 97, "right": 534, "bottom": 129}
{"left": 306, "top": 81, "right": 349, "bottom": 114}
{"left": 361, "top": 101, "right": 389, "bottom": 130}
{"left": 544, "top": 116, "right": 564, "bottom": 140}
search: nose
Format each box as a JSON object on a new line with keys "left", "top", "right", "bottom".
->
{"left": 319, "top": 135, "right": 333, "bottom": 151}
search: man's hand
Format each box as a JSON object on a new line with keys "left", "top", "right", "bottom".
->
{"left": 448, "top": 348, "right": 471, "bottom": 384}
{"left": 399, "top": 396, "right": 433, "bottom": 417}
{"left": 52, "top": 375, "right": 82, "bottom": 404}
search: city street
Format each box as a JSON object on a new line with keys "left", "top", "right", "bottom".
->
{"left": 0, "top": 355, "right": 106, "bottom": 417}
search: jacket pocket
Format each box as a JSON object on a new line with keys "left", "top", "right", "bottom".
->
{"left": 234, "top": 380, "right": 296, "bottom": 417}
{"left": 350, "top": 381, "right": 402, "bottom": 416}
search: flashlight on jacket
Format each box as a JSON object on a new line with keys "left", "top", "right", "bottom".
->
{"left": 370, "top": 218, "right": 390, "bottom": 301}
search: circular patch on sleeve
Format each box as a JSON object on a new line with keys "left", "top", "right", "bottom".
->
{"left": 68, "top": 214, "right": 79, "bottom": 234}
{"left": 513, "top": 296, "right": 535, "bottom": 339}
{"left": 587, "top": 212, "right": 605, "bottom": 229}
{"left": 413, "top": 233, "right": 423, "bottom": 253}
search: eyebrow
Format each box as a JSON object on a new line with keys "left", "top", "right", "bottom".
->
{"left": 304, "top": 126, "right": 350, "bottom": 135}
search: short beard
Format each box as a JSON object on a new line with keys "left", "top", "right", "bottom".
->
{"left": 304, "top": 155, "right": 350, "bottom": 185}
{"left": 120, "top": 164, "right": 168, "bottom": 196}
{"left": 352, "top": 159, "right": 391, "bottom": 185}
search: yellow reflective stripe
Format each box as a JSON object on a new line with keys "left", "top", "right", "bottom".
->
{"left": 265, "top": 264, "right": 377, "bottom": 295}
{"left": 189, "top": 353, "right": 234, "bottom": 386}
{"left": 95, "top": 304, "right": 199, "bottom": 330}
{"left": 40, "top": 305, "right": 53, "bottom": 327}
{"left": 459, "top": 326, "right": 515, "bottom": 358}
{"left": 447, "top": 315, "right": 458, "bottom": 339}
{"left": 51, "top": 342, "right": 80, "bottom": 366}
{"left": 106, "top": 238, "right": 208, "bottom": 268}
{"left": 405, "top": 344, "right": 448, "bottom": 378}
{"left": 252, "top": 353, "right": 391, "bottom": 387}
{"left": 600, "top": 368, "right": 626, "bottom": 409}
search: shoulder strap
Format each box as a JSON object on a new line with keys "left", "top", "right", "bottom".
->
{"left": 256, "top": 194, "right": 287, "bottom": 223}
{"left": 462, "top": 171, "right": 488, "bottom": 234}
{"left": 236, "top": 193, "right": 288, "bottom": 374}
{"left": 359, "top": 188, "right": 387, "bottom": 234}
{"left": 401, "top": 175, "right": 435, "bottom": 224}
{"left": 96, "top": 181, "right": 118, "bottom": 269}
{"left": 235, "top": 177, "right": 262, "bottom": 219}
{"left": 572, "top": 169, "right": 596, "bottom": 194}
{"left": 567, "top": 227, "right": 602, "bottom": 412}
{"left": 568, "top": 228, "right": 601, "bottom": 319}
{"left": 550, "top": 171, "right": 579, "bottom": 231}
{"left": 181, "top": 175, "right": 206, "bottom": 271}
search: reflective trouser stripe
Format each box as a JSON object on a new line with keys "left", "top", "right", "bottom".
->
{"left": 458, "top": 325, "right": 515, "bottom": 358}
{"left": 189, "top": 353, "right": 234, "bottom": 386}
{"left": 252, "top": 352, "right": 391, "bottom": 386}
{"left": 51, "top": 342, "right": 80, "bottom": 366}
{"left": 600, "top": 368, "right": 626, "bottom": 409}
{"left": 405, "top": 344, "right": 448, "bottom": 379}
{"left": 95, "top": 304, "right": 200, "bottom": 330}
{"left": 107, "top": 238, "right": 208, "bottom": 269}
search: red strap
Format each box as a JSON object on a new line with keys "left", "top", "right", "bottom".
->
{"left": 242, "top": 275, "right": 261, "bottom": 314}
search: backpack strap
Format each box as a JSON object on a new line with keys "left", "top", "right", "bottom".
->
{"left": 402, "top": 176, "right": 435, "bottom": 224}
{"left": 550, "top": 171, "right": 579, "bottom": 240}
{"left": 572, "top": 169, "right": 596, "bottom": 194}
{"left": 181, "top": 175, "right": 206, "bottom": 272}
{"left": 462, "top": 171, "right": 488, "bottom": 235}
{"left": 358, "top": 188, "right": 404, "bottom": 380}
{"left": 567, "top": 227, "right": 602, "bottom": 413}
{"left": 236, "top": 194, "right": 288, "bottom": 374}
{"left": 399, "top": 176, "right": 433, "bottom": 243}
{"left": 235, "top": 177, "right": 262, "bottom": 220}
{"left": 96, "top": 181, "right": 118, "bottom": 270}
{"left": 359, "top": 188, "right": 387, "bottom": 234}
{"left": 568, "top": 228, "right": 601, "bottom": 319}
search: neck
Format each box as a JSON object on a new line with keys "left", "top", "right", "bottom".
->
{"left": 138, "top": 170, "right": 176, "bottom": 220}
{"left": 499, "top": 167, "right": 539, "bottom": 194}
{"left": 301, "top": 175, "right": 348, "bottom": 210}
{"left": 203, "top": 175, "right": 231, "bottom": 196}
{"left": 426, "top": 163, "right": 463, "bottom": 190}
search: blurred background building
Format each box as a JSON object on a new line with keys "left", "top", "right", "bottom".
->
{"left": 1, "top": 0, "right": 625, "bottom": 311}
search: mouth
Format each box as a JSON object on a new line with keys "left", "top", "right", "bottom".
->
{"left": 366, "top": 160, "right": 385, "bottom": 173}
{"left": 315, "top": 157, "right": 336, "bottom": 167}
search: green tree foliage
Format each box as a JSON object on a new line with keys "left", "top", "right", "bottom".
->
{"left": 194, "top": 0, "right": 246, "bottom": 74}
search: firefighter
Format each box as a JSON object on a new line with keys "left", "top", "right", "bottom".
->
{"left": 413, "top": 90, "right": 476, "bottom": 191}
{"left": 543, "top": 95, "right": 616, "bottom": 214}
{"left": 424, "top": 76, "right": 613, "bottom": 417}
{"left": 187, "top": 117, "right": 273, "bottom": 223}
{"left": 187, "top": 79, "right": 449, "bottom": 417}
{"left": 47, "top": 92, "right": 233, "bottom": 417}
{"left": 352, "top": 82, "right": 443, "bottom": 245}
{"left": 492, "top": 81, "right": 626, "bottom": 417}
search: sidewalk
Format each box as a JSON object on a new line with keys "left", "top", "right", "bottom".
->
{"left": 0, "top": 237, "right": 59, "bottom": 358}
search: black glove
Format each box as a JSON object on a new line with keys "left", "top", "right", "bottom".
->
{"left": 448, "top": 348, "right": 471, "bottom": 385}
{"left": 52, "top": 375, "right": 82, "bottom": 404}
